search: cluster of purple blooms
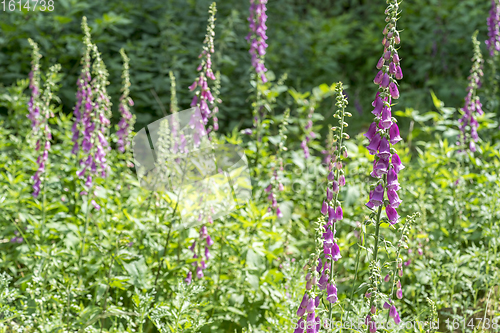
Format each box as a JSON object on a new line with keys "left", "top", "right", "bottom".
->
{"left": 247, "top": 0, "right": 268, "bottom": 83}
{"left": 185, "top": 223, "right": 215, "bottom": 284}
{"left": 364, "top": 0, "right": 404, "bottom": 226}
{"left": 363, "top": 0, "right": 406, "bottom": 328}
{"left": 294, "top": 83, "right": 348, "bottom": 333}
{"left": 27, "top": 40, "right": 41, "bottom": 134}
{"left": 116, "top": 49, "right": 135, "bottom": 154}
{"left": 486, "top": 0, "right": 500, "bottom": 56}
{"left": 264, "top": 170, "right": 284, "bottom": 218}
{"left": 27, "top": 39, "right": 60, "bottom": 199}
{"left": 72, "top": 18, "right": 112, "bottom": 196}
{"left": 189, "top": 2, "right": 218, "bottom": 130}
{"left": 458, "top": 32, "right": 484, "bottom": 153}
{"left": 27, "top": 40, "right": 44, "bottom": 198}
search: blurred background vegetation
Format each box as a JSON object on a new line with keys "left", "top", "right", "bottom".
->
{"left": 0, "top": 0, "right": 491, "bottom": 135}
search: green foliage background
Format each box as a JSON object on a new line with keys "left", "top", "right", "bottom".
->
{"left": 0, "top": 0, "right": 491, "bottom": 133}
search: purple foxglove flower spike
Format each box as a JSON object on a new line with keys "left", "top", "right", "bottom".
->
{"left": 486, "top": 0, "right": 500, "bottom": 57}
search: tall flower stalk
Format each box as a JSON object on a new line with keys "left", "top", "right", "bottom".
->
{"left": 72, "top": 17, "right": 92, "bottom": 155}
{"left": 27, "top": 39, "right": 41, "bottom": 133}
{"left": 363, "top": 0, "right": 404, "bottom": 330}
{"left": 116, "top": 48, "right": 135, "bottom": 155}
{"left": 247, "top": 0, "right": 268, "bottom": 84}
{"left": 458, "top": 31, "right": 484, "bottom": 153}
{"left": 486, "top": 0, "right": 500, "bottom": 57}
{"left": 247, "top": 0, "right": 268, "bottom": 158}
{"left": 294, "top": 83, "right": 350, "bottom": 333}
{"left": 189, "top": 2, "right": 217, "bottom": 129}
{"left": 75, "top": 17, "right": 112, "bottom": 261}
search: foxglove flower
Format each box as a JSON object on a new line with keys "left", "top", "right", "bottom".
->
{"left": 363, "top": 0, "right": 406, "bottom": 322}
{"left": 27, "top": 39, "right": 41, "bottom": 132}
{"left": 116, "top": 49, "right": 136, "bottom": 154}
{"left": 190, "top": 3, "right": 218, "bottom": 128}
{"left": 247, "top": 0, "right": 268, "bottom": 83}
{"left": 294, "top": 82, "right": 350, "bottom": 326}
{"left": 458, "top": 31, "right": 484, "bottom": 152}
{"left": 28, "top": 40, "right": 61, "bottom": 198}
{"left": 74, "top": 18, "right": 112, "bottom": 189}
{"left": 486, "top": 0, "right": 500, "bottom": 57}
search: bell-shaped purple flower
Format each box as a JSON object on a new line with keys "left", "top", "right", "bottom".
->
{"left": 335, "top": 206, "right": 343, "bottom": 220}
{"left": 185, "top": 271, "right": 192, "bottom": 285}
{"left": 318, "top": 272, "right": 328, "bottom": 290}
{"left": 326, "top": 187, "right": 333, "bottom": 201}
{"left": 364, "top": 122, "right": 378, "bottom": 140}
{"left": 339, "top": 175, "right": 345, "bottom": 186}
{"left": 321, "top": 201, "right": 328, "bottom": 215}
{"left": 297, "top": 305, "right": 306, "bottom": 317}
{"left": 397, "top": 289, "right": 403, "bottom": 299}
{"left": 391, "top": 153, "right": 405, "bottom": 173}
{"left": 331, "top": 242, "right": 341, "bottom": 261}
{"left": 380, "top": 106, "right": 392, "bottom": 130}
{"left": 326, "top": 283, "right": 338, "bottom": 303}
{"left": 386, "top": 206, "right": 400, "bottom": 224}
{"left": 387, "top": 169, "right": 401, "bottom": 191}
{"left": 332, "top": 180, "right": 339, "bottom": 193}
{"left": 395, "top": 313, "right": 401, "bottom": 325}
{"left": 395, "top": 65, "right": 403, "bottom": 80}
{"left": 389, "top": 305, "right": 397, "bottom": 318}
{"left": 374, "top": 70, "right": 384, "bottom": 84}
{"left": 389, "top": 82, "right": 400, "bottom": 99}
{"left": 294, "top": 318, "right": 305, "bottom": 333}
{"left": 389, "top": 123, "right": 402, "bottom": 145}
{"left": 369, "top": 184, "right": 384, "bottom": 207}
{"left": 372, "top": 157, "right": 389, "bottom": 178}
{"left": 377, "top": 137, "right": 391, "bottom": 159}
{"left": 372, "top": 96, "right": 384, "bottom": 116}
{"left": 381, "top": 73, "right": 391, "bottom": 88}
{"left": 367, "top": 134, "right": 382, "bottom": 155}
{"left": 376, "top": 57, "right": 385, "bottom": 69}
{"left": 328, "top": 206, "right": 335, "bottom": 223}
{"left": 387, "top": 189, "right": 402, "bottom": 208}
{"left": 389, "top": 62, "right": 396, "bottom": 74}
{"left": 306, "top": 298, "right": 315, "bottom": 313}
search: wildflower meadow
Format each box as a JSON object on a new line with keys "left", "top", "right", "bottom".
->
{"left": 1, "top": 0, "right": 500, "bottom": 332}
